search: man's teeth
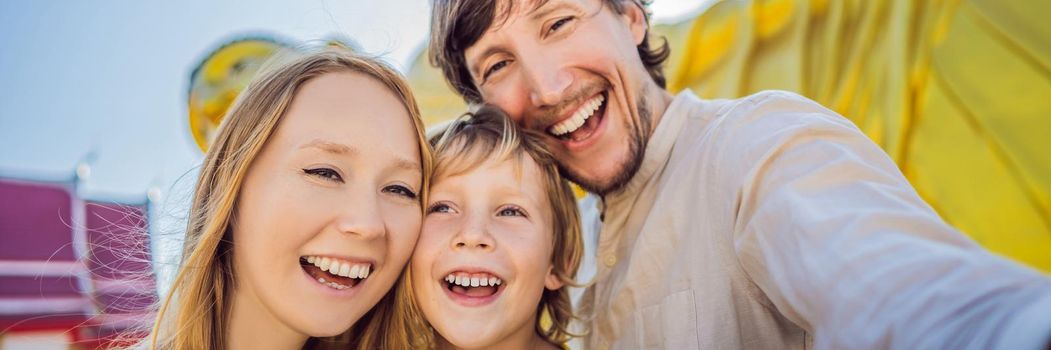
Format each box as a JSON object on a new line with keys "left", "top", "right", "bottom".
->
{"left": 304, "top": 256, "right": 371, "bottom": 279}
{"left": 549, "top": 94, "right": 604, "bottom": 136}
{"left": 444, "top": 272, "right": 502, "bottom": 287}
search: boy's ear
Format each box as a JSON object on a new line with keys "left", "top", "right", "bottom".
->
{"left": 618, "top": 0, "right": 648, "bottom": 46}
{"left": 545, "top": 266, "right": 565, "bottom": 290}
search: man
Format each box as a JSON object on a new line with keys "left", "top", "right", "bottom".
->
{"left": 428, "top": 0, "right": 1051, "bottom": 348}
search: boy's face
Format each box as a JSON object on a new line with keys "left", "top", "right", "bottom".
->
{"left": 411, "top": 156, "right": 564, "bottom": 348}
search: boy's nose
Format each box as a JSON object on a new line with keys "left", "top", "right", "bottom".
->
{"left": 452, "top": 220, "right": 495, "bottom": 250}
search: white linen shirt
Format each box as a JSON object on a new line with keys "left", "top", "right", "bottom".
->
{"left": 574, "top": 90, "right": 1051, "bottom": 349}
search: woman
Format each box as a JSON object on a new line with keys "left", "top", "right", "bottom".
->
{"left": 142, "top": 48, "right": 431, "bottom": 349}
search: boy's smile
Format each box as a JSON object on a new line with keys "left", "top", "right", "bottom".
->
{"left": 441, "top": 268, "right": 507, "bottom": 306}
{"left": 412, "top": 156, "right": 560, "bottom": 348}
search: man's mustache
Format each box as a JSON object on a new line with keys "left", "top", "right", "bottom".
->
{"left": 522, "top": 79, "right": 612, "bottom": 130}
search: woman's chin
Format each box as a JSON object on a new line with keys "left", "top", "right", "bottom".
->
{"left": 292, "top": 311, "right": 364, "bottom": 338}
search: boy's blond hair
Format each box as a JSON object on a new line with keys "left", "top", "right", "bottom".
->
{"left": 423, "top": 104, "right": 584, "bottom": 345}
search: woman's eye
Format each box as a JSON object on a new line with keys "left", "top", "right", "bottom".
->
{"left": 483, "top": 60, "right": 509, "bottom": 80}
{"left": 547, "top": 17, "right": 574, "bottom": 34}
{"left": 427, "top": 202, "right": 454, "bottom": 214}
{"left": 383, "top": 185, "right": 418, "bottom": 199}
{"left": 497, "top": 206, "right": 526, "bottom": 217}
{"left": 303, "top": 168, "right": 342, "bottom": 182}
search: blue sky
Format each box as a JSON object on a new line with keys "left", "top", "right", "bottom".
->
{"left": 0, "top": 0, "right": 708, "bottom": 201}
{"left": 0, "top": 0, "right": 710, "bottom": 291}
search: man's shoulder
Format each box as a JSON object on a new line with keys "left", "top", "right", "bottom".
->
{"left": 697, "top": 90, "right": 857, "bottom": 137}
{"left": 716, "top": 90, "right": 837, "bottom": 118}
{"left": 670, "top": 90, "right": 866, "bottom": 176}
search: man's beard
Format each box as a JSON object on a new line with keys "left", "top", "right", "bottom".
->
{"left": 560, "top": 88, "right": 652, "bottom": 196}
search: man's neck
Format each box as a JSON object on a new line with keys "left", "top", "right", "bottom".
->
{"left": 643, "top": 84, "right": 675, "bottom": 138}
{"left": 227, "top": 287, "right": 308, "bottom": 350}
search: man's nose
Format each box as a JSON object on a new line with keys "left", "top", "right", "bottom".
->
{"left": 523, "top": 55, "right": 571, "bottom": 108}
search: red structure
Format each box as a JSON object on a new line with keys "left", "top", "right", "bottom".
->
{"left": 0, "top": 177, "right": 156, "bottom": 348}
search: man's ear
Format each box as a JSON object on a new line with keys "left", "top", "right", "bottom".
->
{"left": 545, "top": 265, "right": 565, "bottom": 290}
{"left": 618, "top": 0, "right": 649, "bottom": 46}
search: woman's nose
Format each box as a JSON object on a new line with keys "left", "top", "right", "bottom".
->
{"left": 334, "top": 194, "right": 386, "bottom": 240}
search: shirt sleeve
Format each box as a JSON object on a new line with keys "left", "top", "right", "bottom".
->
{"left": 726, "top": 91, "right": 1051, "bottom": 350}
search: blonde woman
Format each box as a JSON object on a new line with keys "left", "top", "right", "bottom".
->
{"left": 141, "top": 49, "right": 431, "bottom": 349}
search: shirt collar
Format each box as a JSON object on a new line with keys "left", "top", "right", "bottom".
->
{"left": 603, "top": 90, "right": 700, "bottom": 208}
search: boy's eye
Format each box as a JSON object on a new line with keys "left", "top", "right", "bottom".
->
{"left": 497, "top": 206, "right": 526, "bottom": 217}
{"left": 303, "top": 167, "right": 342, "bottom": 182}
{"left": 427, "top": 202, "right": 456, "bottom": 214}
{"left": 383, "top": 185, "right": 417, "bottom": 199}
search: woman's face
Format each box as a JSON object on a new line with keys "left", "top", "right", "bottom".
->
{"left": 412, "top": 156, "right": 563, "bottom": 349}
{"left": 232, "top": 71, "right": 423, "bottom": 337}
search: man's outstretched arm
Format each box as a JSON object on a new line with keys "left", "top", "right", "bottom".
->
{"left": 724, "top": 92, "right": 1051, "bottom": 349}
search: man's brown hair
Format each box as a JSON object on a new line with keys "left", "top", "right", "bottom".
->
{"left": 429, "top": 0, "right": 670, "bottom": 103}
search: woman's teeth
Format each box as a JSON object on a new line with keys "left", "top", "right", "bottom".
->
{"left": 445, "top": 272, "right": 502, "bottom": 287}
{"left": 548, "top": 94, "right": 604, "bottom": 137}
{"left": 304, "top": 255, "right": 370, "bottom": 279}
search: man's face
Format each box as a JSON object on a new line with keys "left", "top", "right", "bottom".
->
{"left": 463, "top": 0, "right": 658, "bottom": 195}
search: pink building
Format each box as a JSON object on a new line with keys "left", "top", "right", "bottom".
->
{"left": 1, "top": 175, "right": 156, "bottom": 349}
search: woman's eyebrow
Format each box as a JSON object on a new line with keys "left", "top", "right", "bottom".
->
{"left": 301, "top": 138, "right": 420, "bottom": 174}
{"left": 301, "top": 138, "right": 358, "bottom": 155}
{"left": 392, "top": 156, "right": 421, "bottom": 173}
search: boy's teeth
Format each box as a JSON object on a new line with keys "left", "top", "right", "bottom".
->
{"left": 303, "top": 256, "right": 371, "bottom": 279}
{"left": 548, "top": 94, "right": 604, "bottom": 136}
{"left": 444, "top": 272, "right": 503, "bottom": 288}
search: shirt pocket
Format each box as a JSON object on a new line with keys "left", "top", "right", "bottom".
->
{"left": 635, "top": 289, "right": 700, "bottom": 349}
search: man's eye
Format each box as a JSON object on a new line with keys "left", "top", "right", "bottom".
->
{"left": 547, "top": 17, "right": 574, "bottom": 34}
{"left": 497, "top": 206, "right": 526, "bottom": 217}
{"left": 303, "top": 168, "right": 342, "bottom": 182}
{"left": 483, "top": 60, "right": 509, "bottom": 80}
{"left": 383, "top": 185, "right": 417, "bottom": 199}
{"left": 427, "top": 202, "right": 455, "bottom": 214}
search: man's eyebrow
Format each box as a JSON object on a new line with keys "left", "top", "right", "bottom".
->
{"left": 528, "top": 0, "right": 571, "bottom": 22}
{"left": 467, "top": 1, "right": 574, "bottom": 80}
{"left": 300, "top": 139, "right": 358, "bottom": 155}
{"left": 468, "top": 45, "right": 508, "bottom": 79}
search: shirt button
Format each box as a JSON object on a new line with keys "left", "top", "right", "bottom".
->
{"left": 603, "top": 254, "right": 617, "bottom": 267}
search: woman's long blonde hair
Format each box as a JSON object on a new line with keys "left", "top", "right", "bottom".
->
{"left": 145, "top": 48, "right": 432, "bottom": 350}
